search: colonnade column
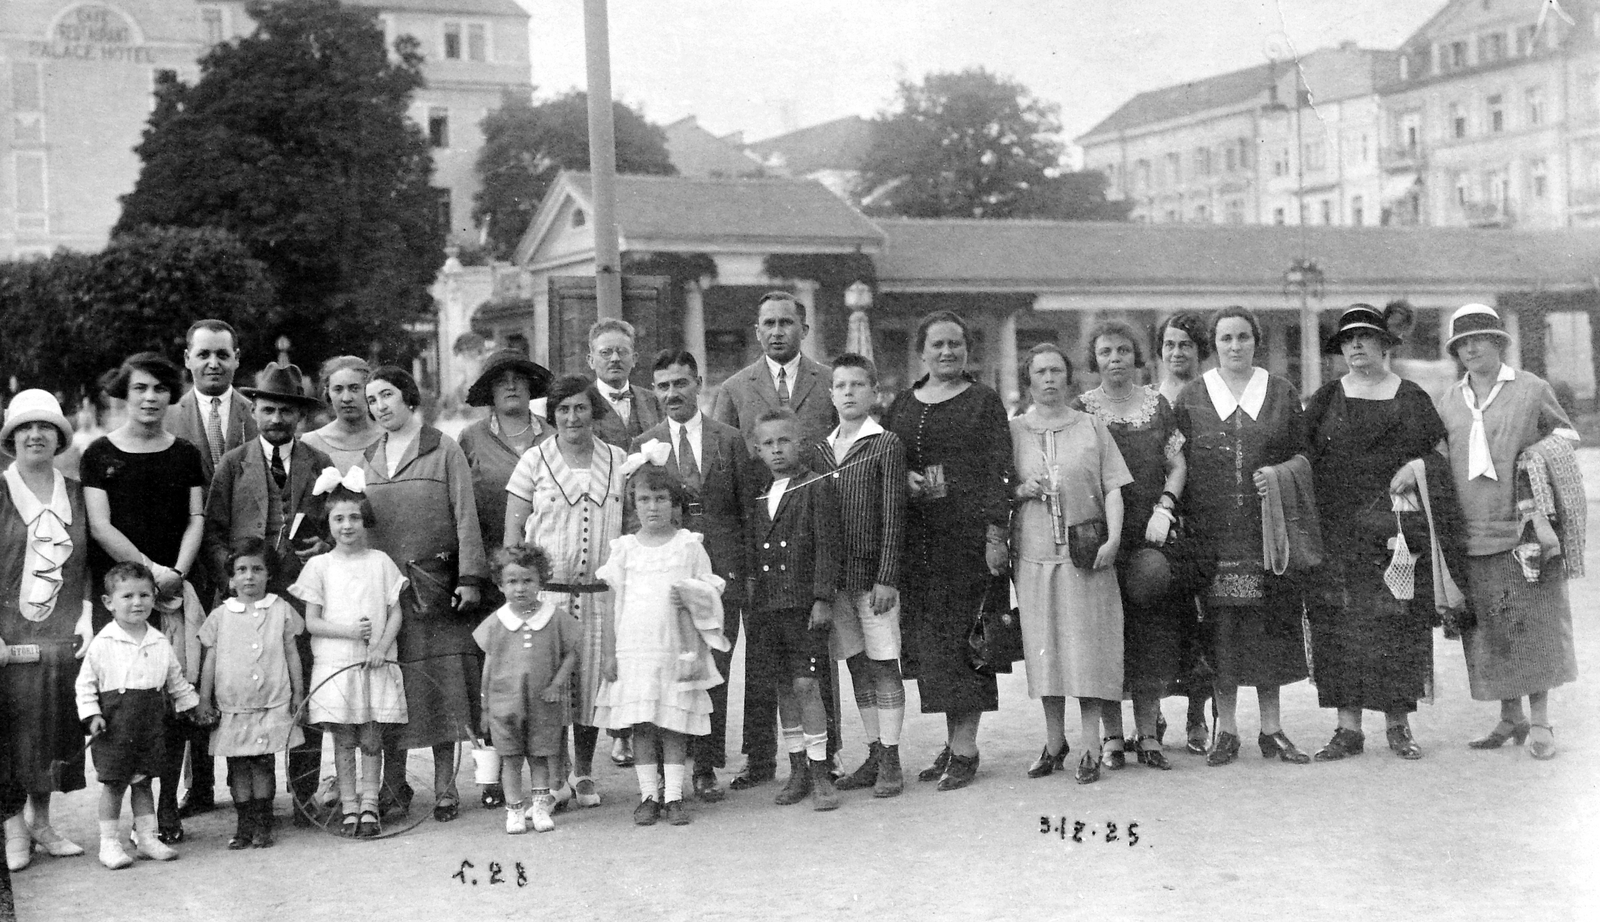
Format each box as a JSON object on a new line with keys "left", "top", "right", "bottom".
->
{"left": 796, "top": 279, "right": 823, "bottom": 362}
{"left": 683, "top": 278, "right": 708, "bottom": 375}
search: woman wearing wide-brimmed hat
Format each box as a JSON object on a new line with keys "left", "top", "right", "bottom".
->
{"left": 1431, "top": 304, "right": 1580, "bottom": 760}
{"left": 0, "top": 390, "right": 93, "bottom": 871}
{"left": 454, "top": 350, "right": 551, "bottom": 807}
{"left": 1304, "top": 305, "right": 1455, "bottom": 762}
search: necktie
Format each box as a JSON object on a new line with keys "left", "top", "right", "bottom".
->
{"left": 204, "top": 397, "right": 225, "bottom": 466}
{"left": 270, "top": 445, "right": 287, "bottom": 489}
{"left": 677, "top": 425, "right": 701, "bottom": 492}
{"left": 776, "top": 367, "right": 790, "bottom": 407}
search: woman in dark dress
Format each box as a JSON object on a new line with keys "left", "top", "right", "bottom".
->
{"left": 1, "top": 391, "right": 91, "bottom": 871}
{"left": 883, "top": 311, "right": 1012, "bottom": 791}
{"left": 1304, "top": 306, "right": 1447, "bottom": 761}
{"left": 1174, "top": 308, "right": 1311, "bottom": 767}
{"left": 1072, "top": 322, "right": 1187, "bottom": 772}
{"left": 82, "top": 354, "right": 207, "bottom": 841}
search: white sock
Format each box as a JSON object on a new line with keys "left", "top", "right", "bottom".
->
{"left": 634, "top": 763, "right": 661, "bottom": 802}
{"left": 857, "top": 704, "right": 881, "bottom": 743}
{"left": 662, "top": 764, "right": 685, "bottom": 803}
{"left": 804, "top": 732, "right": 828, "bottom": 762}
{"left": 880, "top": 706, "right": 905, "bottom": 747}
{"left": 782, "top": 725, "right": 805, "bottom": 754}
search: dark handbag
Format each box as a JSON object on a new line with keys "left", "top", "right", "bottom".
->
{"left": 1067, "top": 520, "right": 1107, "bottom": 570}
{"left": 966, "top": 575, "right": 1024, "bottom": 676}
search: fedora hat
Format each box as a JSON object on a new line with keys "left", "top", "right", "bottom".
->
{"left": 238, "top": 362, "right": 323, "bottom": 409}
{"left": 1, "top": 389, "right": 73, "bottom": 456}
{"left": 466, "top": 350, "right": 554, "bottom": 407}
{"left": 1324, "top": 304, "right": 1401, "bottom": 355}
{"left": 1445, "top": 304, "right": 1512, "bottom": 356}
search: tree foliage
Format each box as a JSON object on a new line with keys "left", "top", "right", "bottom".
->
{"left": 0, "top": 227, "right": 274, "bottom": 406}
{"left": 114, "top": 0, "right": 441, "bottom": 371}
{"left": 474, "top": 91, "right": 677, "bottom": 258}
{"left": 857, "top": 67, "right": 1128, "bottom": 221}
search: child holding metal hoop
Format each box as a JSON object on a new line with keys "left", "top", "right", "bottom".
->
{"left": 196, "top": 537, "right": 304, "bottom": 850}
{"left": 289, "top": 469, "right": 407, "bottom": 838}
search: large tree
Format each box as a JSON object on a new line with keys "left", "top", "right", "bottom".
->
{"left": 474, "top": 91, "right": 676, "bottom": 257}
{"left": 857, "top": 67, "right": 1127, "bottom": 221}
{"left": 115, "top": 0, "right": 441, "bottom": 370}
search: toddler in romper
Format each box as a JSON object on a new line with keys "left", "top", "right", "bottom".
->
{"left": 74, "top": 563, "right": 200, "bottom": 869}
{"left": 289, "top": 473, "right": 407, "bottom": 838}
{"left": 592, "top": 464, "right": 728, "bottom": 828}
{"left": 472, "top": 544, "right": 578, "bottom": 834}
{"left": 196, "top": 538, "right": 305, "bottom": 850}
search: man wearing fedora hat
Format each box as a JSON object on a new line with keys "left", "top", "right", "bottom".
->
{"left": 203, "top": 362, "right": 333, "bottom": 825}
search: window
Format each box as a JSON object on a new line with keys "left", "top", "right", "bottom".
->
{"left": 1488, "top": 94, "right": 1504, "bottom": 132}
{"left": 1485, "top": 169, "right": 1507, "bottom": 206}
{"left": 1515, "top": 24, "right": 1539, "bottom": 56}
{"left": 1273, "top": 207, "right": 1286, "bottom": 225}
{"left": 427, "top": 107, "right": 449, "bottom": 148}
{"left": 1134, "top": 160, "right": 1151, "bottom": 193}
{"left": 1449, "top": 41, "right": 1468, "bottom": 70}
{"left": 1224, "top": 145, "right": 1237, "bottom": 172}
{"left": 1530, "top": 159, "right": 1548, "bottom": 198}
{"left": 1455, "top": 173, "right": 1471, "bottom": 205}
{"left": 1238, "top": 139, "right": 1252, "bottom": 170}
{"left": 1165, "top": 152, "right": 1182, "bottom": 186}
{"left": 435, "top": 188, "right": 452, "bottom": 232}
{"left": 14, "top": 152, "right": 48, "bottom": 232}
{"left": 443, "top": 21, "right": 488, "bottom": 61}
{"left": 1527, "top": 86, "right": 1545, "bottom": 126}
{"left": 570, "top": 207, "right": 586, "bottom": 228}
{"left": 1193, "top": 147, "right": 1212, "bottom": 177}
{"left": 1351, "top": 195, "right": 1365, "bottom": 226}
{"left": 1450, "top": 103, "right": 1467, "bottom": 139}
{"left": 1225, "top": 199, "right": 1244, "bottom": 224}
{"left": 201, "top": 6, "right": 225, "bottom": 45}
{"left": 1360, "top": 133, "right": 1370, "bottom": 163}
{"left": 1479, "top": 32, "right": 1507, "bottom": 63}
{"left": 443, "top": 22, "right": 462, "bottom": 59}
{"left": 1194, "top": 204, "right": 1209, "bottom": 222}
{"left": 1320, "top": 199, "right": 1333, "bottom": 224}
{"left": 1164, "top": 209, "right": 1178, "bottom": 222}
{"left": 1303, "top": 139, "right": 1326, "bottom": 171}
{"left": 1273, "top": 149, "right": 1289, "bottom": 177}
{"left": 466, "top": 23, "right": 487, "bottom": 61}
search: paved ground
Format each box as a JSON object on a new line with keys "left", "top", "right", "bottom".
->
{"left": 10, "top": 456, "right": 1600, "bottom": 922}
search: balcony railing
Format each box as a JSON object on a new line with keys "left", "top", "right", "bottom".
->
{"left": 1381, "top": 145, "right": 1423, "bottom": 171}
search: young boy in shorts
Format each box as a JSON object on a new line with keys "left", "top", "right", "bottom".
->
{"left": 813, "top": 354, "right": 909, "bottom": 798}
{"left": 748, "top": 409, "right": 843, "bottom": 811}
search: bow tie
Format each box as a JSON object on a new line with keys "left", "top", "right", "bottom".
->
{"left": 607, "top": 389, "right": 631, "bottom": 402}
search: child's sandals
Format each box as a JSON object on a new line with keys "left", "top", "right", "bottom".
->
{"left": 340, "top": 811, "right": 360, "bottom": 838}
{"left": 356, "top": 808, "right": 382, "bottom": 838}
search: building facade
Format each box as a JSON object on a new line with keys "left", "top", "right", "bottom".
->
{"left": 0, "top": 0, "right": 528, "bottom": 260}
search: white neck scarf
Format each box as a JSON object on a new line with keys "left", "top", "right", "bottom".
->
{"left": 1459, "top": 364, "right": 1514, "bottom": 481}
{"left": 4, "top": 465, "right": 73, "bottom": 622}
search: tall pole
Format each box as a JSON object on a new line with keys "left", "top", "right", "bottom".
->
{"left": 1294, "top": 67, "right": 1321, "bottom": 396}
{"left": 584, "top": 0, "right": 622, "bottom": 320}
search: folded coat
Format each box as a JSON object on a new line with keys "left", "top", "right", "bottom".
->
{"left": 1517, "top": 434, "right": 1586, "bottom": 580}
{"left": 1261, "top": 454, "right": 1323, "bottom": 576}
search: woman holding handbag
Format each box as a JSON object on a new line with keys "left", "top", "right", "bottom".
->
{"left": 1073, "top": 322, "right": 1188, "bottom": 772}
{"left": 1011, "top": 344, "right": 1133, "bottom": 784}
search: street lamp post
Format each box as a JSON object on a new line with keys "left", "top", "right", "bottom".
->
{"left": 1283, "top": 258, "right": 1325, "bottom": 395}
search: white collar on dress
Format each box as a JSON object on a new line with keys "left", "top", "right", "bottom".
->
{"left": 1203, "top": 367, "right": 1268, "bottom": 421}
{"left": 2, "top": 465, "right": 69, "bottom": 526}
{"left": 495, "top": 597, "right": 556, "bottom": 632}
{"left": 225, "top": 594, "right": 279, "bottom": 613}
{"left": 1455, "top": 362, "right": 1517, "bottom": 394}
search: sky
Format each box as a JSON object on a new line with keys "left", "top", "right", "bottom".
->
{"left": 515, "top": 0, "right": 1449, "bottom": 153}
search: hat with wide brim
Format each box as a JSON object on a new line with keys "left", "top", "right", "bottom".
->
{"left": 466, "top": 351, "right": 554, "bottom": 407}
{"left": 237, "top": 362, "right": 324, "bottom": 409}
{"left": 1445, "top": 303, "right": 1512, "bottom": 355}
{"left": 1125, "top": 548, "right": 1172, "bottom": 607}
{"left": 1, "top": 389, "right": 73, "bottom": 456}
{"left": 1324, "top": 304, "right": 1402, "bottom": 355}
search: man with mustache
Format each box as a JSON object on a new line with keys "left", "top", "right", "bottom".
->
{"left": 710, "top": 291, "right": 840, "bottom": 790}
{"left": 202, "top": 363, "right": 332, "bottom": 828}
{"left": 164, "top": 319, "right": 257, "bottom": 821}
{"left": 586, "top": 319, "right": 661, "bottom": 449}
{"left": 630, "top": 350, "right": 757, "bottom": 802}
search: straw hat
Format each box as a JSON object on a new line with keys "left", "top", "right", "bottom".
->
{"left": 1324, "top": 304, "right": 1402, "bottom": 354}
{"left": 1, "top": 389, "right": 73, "bottom": 456}
{"left": 1445, "top": 304, "right": 1511, "bottom": 356}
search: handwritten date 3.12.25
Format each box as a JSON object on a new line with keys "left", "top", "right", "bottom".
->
{"left": 1040, "top": 817, "right": 1142, "bottom": 845}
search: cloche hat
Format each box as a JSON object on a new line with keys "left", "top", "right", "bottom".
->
{"left": 1445, "top": 304, "right": 1512, "bottom": 356}
{"left": 1324, "top": 304, "right": 1402, "bottom": 354}
{"left": 466, "top": 350, "right": 554, "bottom": 408}
{"left": 1, "top": 389, "right": 73, "bottom": 456}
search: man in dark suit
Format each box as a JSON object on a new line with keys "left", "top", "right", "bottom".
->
{"left": 710, "top": 291, "right": 841, "bottom": 789}
{"left": 203, "top": 363, "right": 332, "bottom": 828}
{"left": 587, "top": 318, "right": 661, "bottom": 448}
{"left": 163, "top": 318, "right": 256, "bottom": 818}
{"left": 631, "top": 350, "right": 755, "bottom": 802}
{"left": 710, "top": 291, "right": 838, "bottom": 450}
{"left": 747, "top": 409, "right": 843, "bottom": 811}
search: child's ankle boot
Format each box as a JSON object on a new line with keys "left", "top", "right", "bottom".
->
{"left": 132, "top": 815, "right": 177, "bottom": 861}
{"left": 773, "top": 751, "right": 811, "bottom": 806}
{"left": 528, "top": 795, "right": 555, "bottom": 833}
{"left": 98, "top": 821, "right": 132, "bottom": 870}
{"left": 874, "top": 744, "right": 904, "bottom": 798}
{"left": 808, "top": 758, "right": 840, "bottom": 811}
{"left": 252, "top": 800, "right": 275, "bottom": 848}
{"left": 227, "top": 802, "right": 254, "bottom": 850}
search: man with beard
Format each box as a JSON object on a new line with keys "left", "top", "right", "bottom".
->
{"left": 631, "top": 350, "right": 756, "bottom": 802}
{"left": 202, "top": 363, "right": 332, "bottom": 826}
{"left": 711, "top": 291, "right": 840, "bottom": 790}
{"left": 587, "top": 319, "right": 661, "bottom": 448}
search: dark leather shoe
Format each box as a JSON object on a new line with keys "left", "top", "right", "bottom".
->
{"left": 632, "top": 798, "right": 661, "bottom": 826}
{"left": 1185, "top": 719, "right": 1209, "bottom": 755}
{"left": 1314, "top": 727, "right": 1365, "bottom": 762}
{"left": 1207, "top": 731, "right": 1240, "bottom": 767}
{"left": 1026, "top": 744, "right": 1068, "bottom": 778}
{"left": 1134, "top": 736, "right": 1171, "bottom": 771}
{"left": 1102, "top": 736, "right": 1128, "bottom": 770}
{"left": 918, "top": 746, "right": 950, "bottom": 783}
{"left": 1467, "top": 719, "right": 1531, "bottom": 750}
{"left": 1386, "top": 725, "right": 1423, "bottom": 760}
{"left": 809, "top": 758, "right": 841, "bottom": 811}
{"left": 1074, "top": 751, "right": 1101, "bottom": 785}
{"left": 1258, "top": 730, "right": 1310, "bottom": 764}
{"left": 663, "top": 799, "right": 691, "bottom": 826}
{"left": 692, "top": 771, "right": 724, "bottom": 802}
{"left": 729, "top": 761, "right": 775, "bottom": 791}
{"left": 177, "top": 792, "right": 216, "bottom": 819}
{"left": 773, "top": 753, "right": 812, "bottom": 806}
{"left": 936, "top": 751, "right": 979, "bottom": 791}
{"left": 834, "top": 742, "right": 882, "bottom": 791}
{"left": 874, "top": 744, "right": 904, "bottom": 798}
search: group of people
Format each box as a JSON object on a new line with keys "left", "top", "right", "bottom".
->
{"left": 0, "top": 291, "right": 1583, "bottom": 875}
